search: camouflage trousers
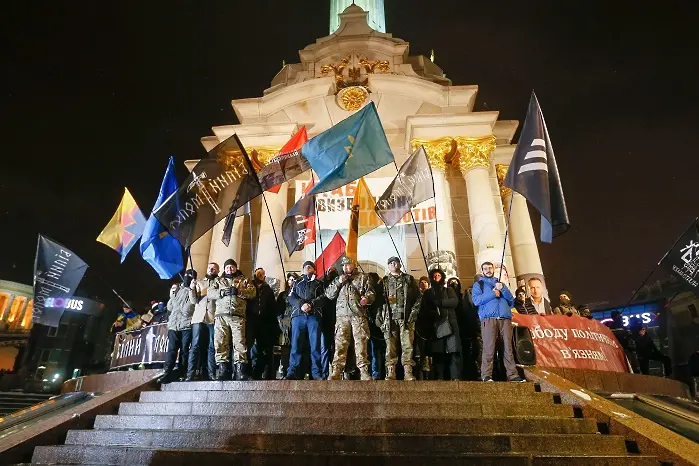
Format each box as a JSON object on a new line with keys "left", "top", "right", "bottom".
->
{"left": 214, "top": 314, "right": 247, "bottom": 364}
{"left": 384, "top": 319, "right": 415, "bottom": 367}
{"left": 332, "top": 315, "right": 369, "bottom": 371}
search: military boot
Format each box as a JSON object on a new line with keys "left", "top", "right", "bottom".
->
{"left": 235, "top": 363, "right": 249, "bottom": 381}
{"left": 359, "top": 366, "right": 372, "bottom": 381}
{"left": 215, "top": 363, "right": 230, "bottom": 381}
{"left": 403, "top": 365, "right": 415, "bottom": 381}
{"left": 328, "top": 364, "right": 342, "bottom": 380}
{"left": 385, "top": 364, "right": 397, "bottom": 380}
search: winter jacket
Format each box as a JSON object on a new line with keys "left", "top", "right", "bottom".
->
{"left": 325, "top": 270, "right": 375, "bottom": 318}
{"left": 167, "top": 285, "right": 196, "bottom": 331}
{"left": 191, "top": 276, "right": 217, "bottom": 324}
{"left": 471, "top": 276, "right": 515, "bottom": 320}
{"left": 208, "top": 270, "right": 256, "bottom": 318}
{"left": 514, "top": 297, "right": 537, "bottom": 315}
{"left": 554, "top": 304, "right": 578, "bottom": 316}
{"left": 288, "top": 274, "right": 325, "bottom": 319}
{"left": 422, "top": 285, "right": 461, "bottom": 354}
{"left": 247, "top": 279, "right": 279, "bottom": 333}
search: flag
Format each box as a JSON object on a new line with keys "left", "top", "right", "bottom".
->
{"left": 257, "top": 126, "right": 311, "bottom": 192}
{"left": 153, "top": 134, "right": 263, "bottom": 248}
{"left": 375, "top": 146, "right": 434, "bottom": 228}
{"left": 503, "top": 92, "right": 570, "bottom": 242}
{"left": 282, "top": 176, "right": 316, "bottom": 255}
{"left": 140, "top": 157, "right": 184, "bottom": 279}
{"left": 302, "top": 102, "right": 394, "bottom": 195}
{"left": 33, "top": 235, "right": 89, "bottom": 327}
{"left": 346, "top": 177, "right": 382, "bottom": 262}
{"left": 315, "top": 232, "right": 346, "bottom": 277}
{"left": 96, "top": 188, "right": 147, "bottom": 263}
{"left": 661, "top": 219, "right": 699, "bottom": 290}
{"left": 221, "top": 201, "right": 250, "bottom": 247}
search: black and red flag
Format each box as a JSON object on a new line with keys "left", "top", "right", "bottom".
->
{"left": 281, "top": 176, "right": 317, "bottom": 255}
{"left": 314, "top": 232, "right": 346, "bottom": 278}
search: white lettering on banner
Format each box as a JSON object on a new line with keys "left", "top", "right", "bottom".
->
{"left": 531, "top": 325, "right": 618, "bottom": 349}
{"left": 296, "top": 178, "right": 436, "bottom": 229}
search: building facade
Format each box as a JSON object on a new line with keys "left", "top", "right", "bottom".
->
{"left": 0, "top": 280, "right": 34, "bottom": 372}
{"left": 188, "top": 4, "right": 545, "bottom": 293}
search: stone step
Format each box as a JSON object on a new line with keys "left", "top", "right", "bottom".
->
{"left": 139, "top": 388, "right": 556, "bottom": 404}
{"left": 94, "top": 414, "right": 597, "bottom": 434}
{"left": 63, "top": 431, "right": 629, "bottom": 456}
{"left": 161, "top": 380, "right": 539, "bottom": 394}
{"left": 31, "top": 446, "right": 659, "bottom": 466}
{"left": 117, "top": 401, "right": 575, "bottom": 418}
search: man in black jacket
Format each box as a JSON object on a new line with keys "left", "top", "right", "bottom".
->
{"left": 287, "top": 261, "right": 325, "bottom": 380}
{"left": 247, "top": 268, "right": 278, "bottom": 380}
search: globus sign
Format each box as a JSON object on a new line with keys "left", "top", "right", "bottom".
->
{"left": 599, "top": 312, "right": 655, "bottom": 328}
{"left": 44, "top": 297, "right": 84, "bottom": 311}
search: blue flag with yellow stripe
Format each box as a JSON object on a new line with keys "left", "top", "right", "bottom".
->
{"left": 302, "top": 102, "right": 394, "bottom": 195}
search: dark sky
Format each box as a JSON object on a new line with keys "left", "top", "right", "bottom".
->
{"left": 2, "top": 0, "right": 697, "bottom": 309}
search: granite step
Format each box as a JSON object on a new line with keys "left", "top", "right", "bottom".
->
{"left": 63, "top": 431, "right": 628, "bottom": 455}
{"left": 117, "top": 400, "right": 575, "bottom": 418}
{"left": 161, "top": 380, "right": 539, "bottom": 394}
{"left": 139, "top": 388, "right": 556, "bottom": 404}
{"left": 31, "top": 446, "right": 659, "bottom": 466}
{"left": 94, "top": 414, "right": 598, "bottom": 434}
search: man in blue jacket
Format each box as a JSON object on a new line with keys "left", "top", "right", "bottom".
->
{"left": 471, "top": 261, "right": 525, "bottom": 383}
{"left": 287, "top": 261, "right": 325, "bottom": 380}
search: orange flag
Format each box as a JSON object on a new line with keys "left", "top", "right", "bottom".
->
{"left": 345, "top": 177, "right": 382, "bottom": 261}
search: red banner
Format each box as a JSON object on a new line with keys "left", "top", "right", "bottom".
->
{"left": 512, "top": 314, "right": 628, "bottom": 373}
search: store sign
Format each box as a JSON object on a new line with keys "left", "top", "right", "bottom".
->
{"left": 44, "top": 297, "right": 104, "bottom": 316}
{"left": 296, "top": 179, "right": 436, "bottom": 229}
{"left": 599, "top": 312, "right": 655, "bottom": 328}
{"left": 110, "top": 323, "right": 169, "bottom": 369}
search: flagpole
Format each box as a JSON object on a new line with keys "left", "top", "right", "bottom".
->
{"left": 392, "top": 158, "right": 430, "bottom": 275}
{"left": 385, "top": 225, "right": 405, "bottom": 269}
{"left": 248, "top": 205, "right": 255, "bottom": 270}
{"left": 620, "top": 216, "right": 698, "bottom": 314}
{"left": 260, "top": 190, "right": 287, "bottom": 280}
{"left": 497, "top": 191, "right": 515, "bottom": 283}
{"left": 425, "top": 156, "right": 440, "bottom": 271}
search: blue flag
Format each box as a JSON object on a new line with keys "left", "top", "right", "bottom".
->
{"left": 140, "top": 157, "right": 184, "bottom": 279}
{"left": 302, "top": 102, "right": 394, "bottom": 195}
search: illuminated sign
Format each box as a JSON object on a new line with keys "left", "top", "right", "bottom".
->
{"left": 599, "top": 312, "right": 654, "bottom": 327}
{"left": 44, "top": 297, "right": 83, "bottom": 310}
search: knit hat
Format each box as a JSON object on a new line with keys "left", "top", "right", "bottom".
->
{"left": 224, "top": 259, "right": 237, "bottom": 268}
{"left": 516, "top": 286, "right": 527, "bottom": 295}
{"left": 341, "top": 256, "right": 355, "bottom": 265}
{"left": 302, "top": 261, "right": 316, "bottom": 270}
{"left": 151, "top": 301, "right": 159, "bottom": 311}
{"left": 560, "top": 290, "right": 572, "bottom": 300}
{"left": 184, "top": 268, "right": 197, "bottom": 279}
{"left": 387, "top": 256, "right": 400, "bottom": 265}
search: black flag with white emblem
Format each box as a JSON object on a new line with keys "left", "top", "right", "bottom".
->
{"left": 504, "top": 92, "right": 570, "bottom": 242}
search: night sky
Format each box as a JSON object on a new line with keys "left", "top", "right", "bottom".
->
{"left": 2, "top": 0, "right": 697, "bottom": 310}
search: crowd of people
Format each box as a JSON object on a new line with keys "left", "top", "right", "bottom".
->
{"left": 142, "top": 255, "right": 672, "bottom": 383}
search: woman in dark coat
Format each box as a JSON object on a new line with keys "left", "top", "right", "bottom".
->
{"left": 423, "top": 268, "right": 461, "bottom": 380}
{"left": 448, "top": 277, "right": 481, "bottom": 380}
{"left": 277, "top": 273, "right": 299, "bottom": 378}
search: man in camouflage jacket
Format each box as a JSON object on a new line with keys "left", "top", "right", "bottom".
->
{"left": 324, "top": 256, "right": 375, "bottom": 380}
{"left": 377, "top": 257, "right": 421, "bottom": 380}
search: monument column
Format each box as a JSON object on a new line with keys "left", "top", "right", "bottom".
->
{"left": 495, "top": 164, "right": 545, "bottom": 287}
{"left": 208, "top": 188, "right": 245, "bottom": 268}
{"left": 457, "top": 136, "right": 509, "bottom": 278}
{"left": 189, "top": 213, "right": 214, "bottom": 276}
{"left": 415, "top": 139, "right": 458, "bottom": 277}
{"left": 254, "top": 184, "right": 288, "bottom": 282}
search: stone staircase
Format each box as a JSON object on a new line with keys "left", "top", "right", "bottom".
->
{"left": 30, "top": 380, "right": 662, "bottom": 465}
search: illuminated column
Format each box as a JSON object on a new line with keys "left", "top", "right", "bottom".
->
{"left": 457, "top": 136, "right": 510, "bottom": 280}
{"left": 208, "top": 188, "right": 245, "bottom": 268}
{"left": 412, "top": 138, "right": 458, "bottom": 277}
{"left": 495, "top": 164, "right": 544, "bottom": 286}
{"left": 189, "top": 213, "right": 214, "bottom": 276}
{"left": 329, "top": 0, "right": 385, "bottom": 34}
{"left": 254, "top": 184, "right": 288, "bottom": 282}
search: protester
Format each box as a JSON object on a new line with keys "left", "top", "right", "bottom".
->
{"left": 325, "top": 257, "right": 375, "bottom": 380}
{"left": 514, "top": 286, "right": 536, "bottom": 315}
{"left": 633, "top": 326, "right": 672, "bottom": 377}
{"left": 422, "top": 268, "right": 461, "bottom": 380}
{"left": 319, "top": 266, "right": 339, "bottom": 379}
{"left": 367, "top": 272, "right": 387, "bottom": 380}
{"left": 188, "top": 262, "right": 218, "bottom": 381}
{"left": 287, "top": 261, "right": 325, "bottom": 380}
{"left": 277, "top": 272, "right": 299, "bottom": 378}
{"left": 449, "top": 277, "right": 481, "bottom": 380}
{"left": 247, "top": 267, "right": 278, "bottom": 380}
{"left": 159, "top": 269, "right": 197, "bottom": 384}
{"left": 209, "top": 259, "right": 256, "bottom": 381}
{"left": 472, "top": 262, "right": 525, "bottom": 383}
{"left": 110, "top": 304, "right": 140, "bottom": 333}
{"left": 418, "top": 276, "right": 429, "bottom": 293}
{"left": 553, "top": 290, "right": 579, "bottom": 316}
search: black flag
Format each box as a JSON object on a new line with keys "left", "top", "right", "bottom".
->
{"left": 504, "top": 92, "right": 570, "bottom": 242}
{"left": 33, "top": 235, "right": 89, "bottom": 327}
{"left": 221, "top": 201, "right": 250, "bottom": 247}
{"left": 154, "top": 134, "right": 263, "bottom": 248}
{"left": 281, "top": 179, "right": 316, "bottom": 255}
{"left": 256, "top": 149, "right": 312, "bottom": 191}
{"left": 375, "top": 146, "right": 434, "bottom": 228}
{"left": 661, "top": 219, "right": 699, "bottom": 290}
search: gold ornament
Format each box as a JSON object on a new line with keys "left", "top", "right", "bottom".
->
{"left": 495, "top": 164, "right": 512, "bottom": 198}
{"left": 455, "top": 135, "right": 496, "bottom": 173}
{"left": 410, "top": 137, "right": 455, "bottom": 170}
{"left": 359, "top": 56, "right": 390, "bottom": 73}
{"left": 337, "top": 86, "right": 369, "bottom": 111}
{"left": 320, "top": 56, "right": 351, "bottom": 84}
{"left": 247, "top": 146, "right": 282, "bottom": 171}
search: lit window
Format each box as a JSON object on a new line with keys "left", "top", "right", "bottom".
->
{"left": 0, "top": 293, "right": 10, "bottom": 319}
{"left": 7, "top": 296, "right": 27, "bottom": 326}
{"left": 21, "top": 301, "right": 33, "bottom": 329}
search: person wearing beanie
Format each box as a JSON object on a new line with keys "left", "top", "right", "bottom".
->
{"left": 159, "top": 269, "right": 197, "bottom": 384}
{"left": 208, "top": 259, "right": 256, "bottom": 381}
{"left": 287, "top": 261, "right": 326, "bottom": 379}
{"left": 187, "top": 262, "right": 219, "bottom": 381}
{"left": 377, "top": 256, "right": 420, "bottom": 380}
{"left": 553, "top": 290, "right": 579, "bottom": 316}
{"left": 324, "top": 256, "right": 375, "bottom": 380}
{"left": 513, "top": 286, "right": 536, "bottom": 315}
